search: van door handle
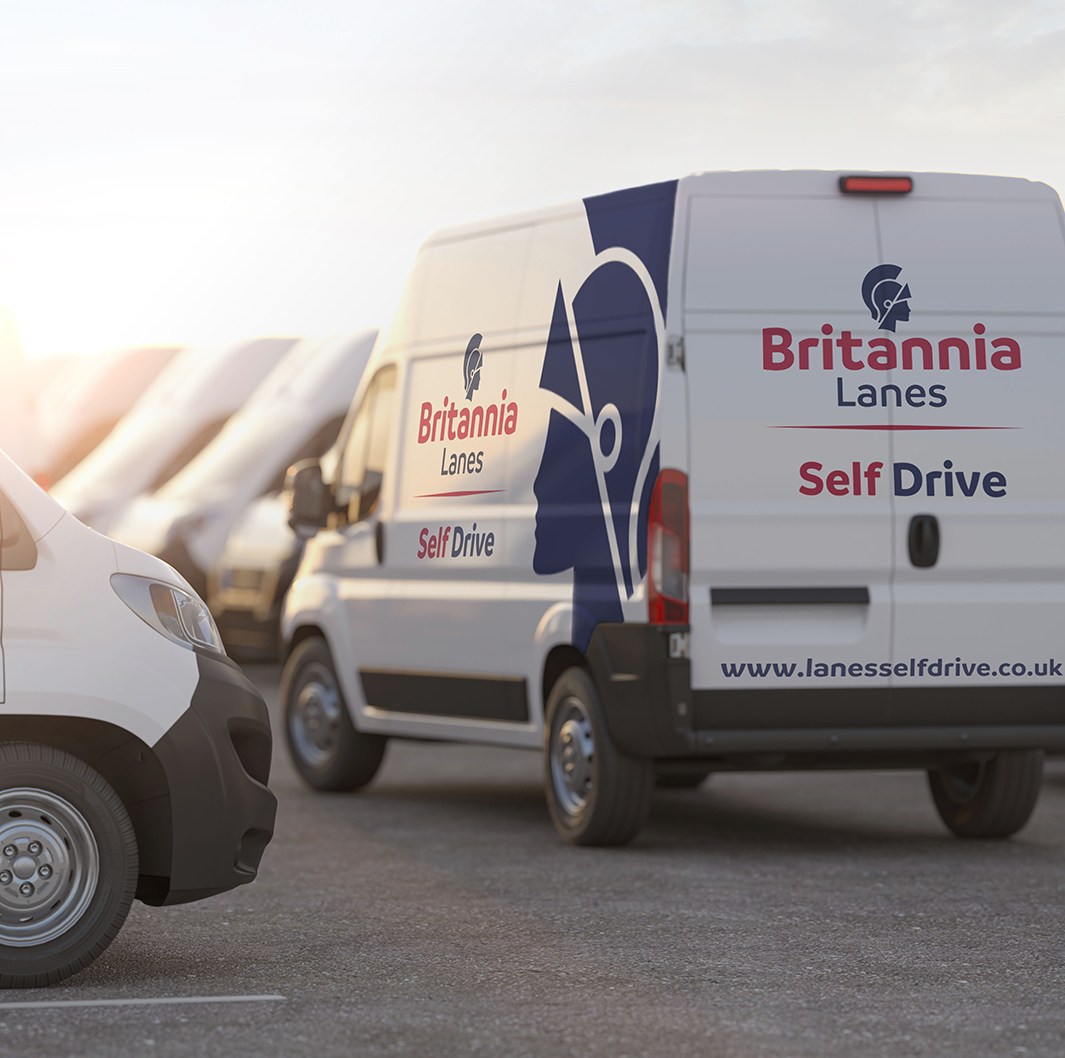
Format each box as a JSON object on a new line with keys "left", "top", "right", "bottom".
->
{"left": 908, "top": 514, "right": 939, "bottom": 568}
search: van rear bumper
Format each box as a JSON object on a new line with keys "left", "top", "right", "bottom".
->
{"left": 144, "top": 651, "right": 277, "bottom": 906}
{"left": 586, "top": 623, "right": 1065, "bottom": 763}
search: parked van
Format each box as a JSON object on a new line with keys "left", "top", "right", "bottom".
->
{"left": 0, "top": 450, "right": 275, "bottom": 986}
{"left": 33, "top": 345, "right": 182, "bottom": 489}
{"left": 210, "top": 492, "right": 301, "bottom": 658}
{"left": 110, "top": 331, "right": 376, "bottom": 601}
{"left": 50, "top": 337, "right": 297, "bottom": 534}
{"left": 282, "top": 171, "right": 1065, "bottom": 846}
{"left": 209, "top": 439, "right": 348, "bottom": 660}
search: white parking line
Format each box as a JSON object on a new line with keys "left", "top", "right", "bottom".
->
{"left": 0, "top": 994, "right": 286, "bottom": 1010}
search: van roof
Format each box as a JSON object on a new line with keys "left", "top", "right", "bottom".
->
{"left": 423, "top": 170, "right": 1062, "bottom": 246}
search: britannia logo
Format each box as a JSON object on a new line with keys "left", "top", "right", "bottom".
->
{"left": 862, "top": 264, "right": 911, "bottom": 332}
{"left": 463, "top": 333, "right": 482, "bottom": 401}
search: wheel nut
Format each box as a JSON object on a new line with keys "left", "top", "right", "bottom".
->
{"left": 19, "top": 882, "right": 34, "bottom": 896}
{"left": 27, "top": 842, "right": 42, "bottom": 855}
{"left": 2, "top": 845, "right": 15, "bottom": 858}
{"left": 0, "top": 871, "right": 10, "bottom": 884}
{"left": 38, "top": 864, "right": 52, "bottom": 879}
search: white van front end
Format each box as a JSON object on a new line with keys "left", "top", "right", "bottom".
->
{"left": 0, "top": 453, "right": 276, "bottom": 986}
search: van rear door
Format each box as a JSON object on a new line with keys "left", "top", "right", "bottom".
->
{"left": 877, "top": 177, "right": 1065, "bottom": 718}
{"left": 681, "top": 173, "right": 894, "bottom": 728}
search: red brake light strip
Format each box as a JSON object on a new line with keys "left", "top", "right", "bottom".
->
{"left": 839, "top": 175, "right": 913, "bottom": 195}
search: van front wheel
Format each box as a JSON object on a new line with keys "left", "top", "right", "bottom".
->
{"left": 544, "top": 667, "right": 652, "bottom": 846}
{"left": 282, "top": 636, "right": 386, "bottom": 792}
{"left": 0, "top": 743, "right": 138, "bottom": 988}
{"left": 928, "top": 750, "right": 1043, "bottom": 838}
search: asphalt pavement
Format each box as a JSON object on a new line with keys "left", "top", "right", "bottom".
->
{"left": 2, "top": 663, "right": 1064, "bottom": 1057}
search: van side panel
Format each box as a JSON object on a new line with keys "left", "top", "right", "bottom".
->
{"left": 348, "top": 184, "right": 680, "bottom": 741}
{"left": 360, "top": 224, "right": 533, "bottom": 736}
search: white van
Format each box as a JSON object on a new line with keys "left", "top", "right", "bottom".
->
{"left": 208, "top": 441, "right": 346, "bottom": 660}
{"left": 0, "top": 451, "right": 275, "bottom": 987}
{"left": 33, "top": 345, "right": 181, "bottom": 489}
{"left": 210, "top": 491, "right": 302, "bottom": 658}
{"left": 109, "top": 331, "right": 376, "bottom": 601}
{"left": 50, "top": 337, "right": 297, "bottom": 534}
{"left": 282, "top": 170, "right": 1065, "bottom": 846}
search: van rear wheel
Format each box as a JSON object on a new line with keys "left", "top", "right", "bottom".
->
{"left": 928, "top": 750, "right": 1043, "bottom": 838}
{"left": 544, "top": 667, "right": 652, "bottom": 846}
{"left": 282, "top": 636, "right": 386, "bottom": 791}
{"left": 0, "top": 743, "right": 138, "bottom": 988}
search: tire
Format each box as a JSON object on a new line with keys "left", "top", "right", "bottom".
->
{"left": 928, "top": 750, "right": 1043, "bottom": 839}
{"left": 282, "top": 636, "right": 386, "bottom": 791}
{"left": 0, "top": 743, "right": 138, "bottom": 988}
{"left": 655, "top": 765, "right": 713, "bottom": 789}
{"left": 543, "top": 667, "right": 652, "bottom": 846}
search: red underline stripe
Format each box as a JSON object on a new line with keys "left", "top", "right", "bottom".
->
{"left": 413, "top": 489, "right": 507, "bottom": 498}
{"left": 773, "top": 425, "right": 1017, "bottom": 431}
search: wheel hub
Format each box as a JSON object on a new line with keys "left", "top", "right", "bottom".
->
{"left": 0, "top": 789, "right": 99, "bottom": 946}
{"left": 291, "top": 664, "right": 343, "bottom": 768}
{"left": 550, "top": 699, "right": 595, "bottom": 817}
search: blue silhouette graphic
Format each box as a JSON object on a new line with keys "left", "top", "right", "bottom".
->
{"left": 862, "top": 264, "right": 911, "bottom": 332}
{"left": 463, "top": 333, "right": 482, "bottom": 401}
{"left": 533, "top": 181, "right": 676, "bottom": 652}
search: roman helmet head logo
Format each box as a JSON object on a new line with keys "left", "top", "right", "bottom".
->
{"left": 532, "top": 181, "right": 677, "bottom": 652}
{"left": 463, "top": 334, "right": 483, "bottom": 401}
{"left": 862, "top": 264, "right": 911, "bottom": 332}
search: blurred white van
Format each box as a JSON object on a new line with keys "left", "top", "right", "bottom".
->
{"left": 51, "top": 337, "right": 296, "bottom": 533}
{"left": 209, "top": 442, "right": 347, "bottom": 660}
{"left": 281, "top": 171, "right": 1065, "bottom": 847}
{"left": 34, "top": 345, "right": 181, "bottom": 488}
{"left": 0, "top": 450, "right": 275, "bottom": 987}
{"left": 109, "top": 331, "right": 376, "bottom": 600}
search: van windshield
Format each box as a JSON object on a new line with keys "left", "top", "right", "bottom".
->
{"left": 53, "top": 414, "right": 182, "bottom": 504}
{"left": 158, "top": 412, "right": 297, "bottom": 504}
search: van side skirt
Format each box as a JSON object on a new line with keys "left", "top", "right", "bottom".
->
{"left": 359, "top": 668, "right": 529, "bottom": 723}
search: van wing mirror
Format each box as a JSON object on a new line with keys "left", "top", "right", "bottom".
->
{"left": 357, "top": 469, "right": 383, "bottom": 522}
{"left": 286, "top": 459, "right": 329, "bottom": 539}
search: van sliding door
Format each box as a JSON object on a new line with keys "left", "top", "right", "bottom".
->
{"left": 682, "top": 185, "right": 894, "bottom": 729}
{"left": 877, "top": 186, "right": 1065, "bottom": 719}
{"left": 363, "top": 224, "right": 533, "bottom": 732}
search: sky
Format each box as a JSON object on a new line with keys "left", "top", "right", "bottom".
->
{"left": 1, "top": 0, "right": 1064, "bottom": 360}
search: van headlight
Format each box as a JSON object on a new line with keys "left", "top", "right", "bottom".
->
{"left": 110, "top": 573, "right": 225, "bottom": 654}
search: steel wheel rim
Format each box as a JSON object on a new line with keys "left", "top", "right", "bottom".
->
{"left": 550, "top": 696, "right": 595, "bottom": 818}
{"left": 0, "top": 788, "right": 100, "bottom": 947}
{"left": 290, "top": 662, "right": 343, "bottom": 770}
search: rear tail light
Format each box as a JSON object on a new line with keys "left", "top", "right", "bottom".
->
{"left": 839, "top": 175, "right": 913, "bottom": 195}
{"left": 648, "top": 469, "right": 689, "bottom": 625}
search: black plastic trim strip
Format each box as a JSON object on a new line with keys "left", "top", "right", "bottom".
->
{"left": 689, "top": 725, "right": 1065, "bottom": 755}
{"left": 692, "top": 684, "right": 1065, "bottom": 730}
{"left": 359, "top": 668, "right": 529, "bottom": 723}
{"left": 710, "top": 586, "right": 870, "bottom": 605}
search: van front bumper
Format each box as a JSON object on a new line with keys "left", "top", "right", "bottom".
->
{"left": 586, "top": 623, "right": 1065, "bottom": 766}
{"left": 143, "top": 651, "right": 277, "bottom": 906}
